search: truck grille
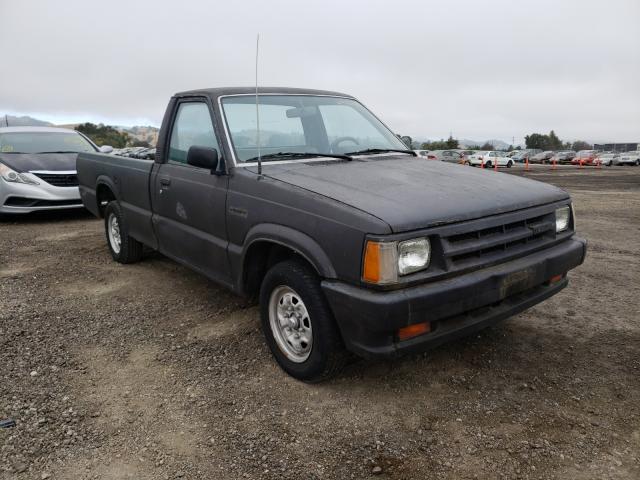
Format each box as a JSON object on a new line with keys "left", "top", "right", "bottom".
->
{"left": 31, "top": 172, "right": 79, "bottom": 187}
{"left": 441, "top": 212, "right": 556, "bottom": 269}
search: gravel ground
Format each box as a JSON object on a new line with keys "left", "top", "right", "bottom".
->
{"left": 1, "top": 167, "right": 639, "bottom": 479}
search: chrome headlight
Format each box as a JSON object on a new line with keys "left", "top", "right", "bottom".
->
{"left": 0, "top": 163, "right": 39, "bottom": 185}
{"left": 363, "top": 237, "right": 431, "bottom": 284}
{"left": 398, "top": 238, "right": 431, "bottom": 275}
{"left": 555, "top": 205, "right": 571, "bottom": 232}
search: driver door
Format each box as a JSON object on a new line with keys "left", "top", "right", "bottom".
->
{"left": 151, "top": 100, "right": 231, "bottom": 287}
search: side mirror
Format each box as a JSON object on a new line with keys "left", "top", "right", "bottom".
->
{"left": 99, "top": 145, "right": 114, "bottom": 154}
{"left": 187, "top": 146, "right": 219, "bottom": 171}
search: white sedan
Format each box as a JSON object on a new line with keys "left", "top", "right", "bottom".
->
{"left": 615, "top": 151, "right": 640, "bottom": 166}
{"left": 468, "top": 151, "right": 514, "bottom": 168}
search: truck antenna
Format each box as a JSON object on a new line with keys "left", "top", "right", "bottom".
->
{"left": 4, "top": 114, "right": 8, "bottom": 127}
{"left": 255, "top": 34, "right": 262, "bottom": 175}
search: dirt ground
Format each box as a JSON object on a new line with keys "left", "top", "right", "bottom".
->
{"left": 1, "top": 166, "right": 639, "bottom": 480}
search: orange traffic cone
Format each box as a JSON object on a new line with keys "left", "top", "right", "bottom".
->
{"left": 579, "top": 159, "right": 584, "bottom": 169}
{"left": 525, "top": 157, "right": 530, "bottom": 171}
{"left": 494, "top": 158, "right": 498, "bottom": 171}
{"left": 596, "top": 159, "right": 601, "bottom": 169}
{"left": 481, "top": 157, "right": 485, "bottom": 169}
{"left": 552, "top": 158, "right": 557, "bottom": 170}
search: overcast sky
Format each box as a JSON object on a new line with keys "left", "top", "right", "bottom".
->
{"left": 1, "top": 0, "right": 638, "bottom": 144}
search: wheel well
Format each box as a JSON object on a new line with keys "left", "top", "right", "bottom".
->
{"left": 96, "top": 184, "right": 116, "bottom": 217}
{"left": 242, "top": 241, "right": 317, "bottom": 299}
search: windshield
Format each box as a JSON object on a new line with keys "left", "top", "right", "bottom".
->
{"left": 0, "top": 131, "right": 96, "bottom": 154}
{"left": 221, "top": 95, "right": 408, "bottom": 163}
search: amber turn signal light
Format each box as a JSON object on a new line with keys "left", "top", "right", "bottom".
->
{"left": 363, "top": 241, "right": 381, "bottom": 283}
{"left": 397, "top": 322, "right": 431, "bottom": 341}
{"left": 549, "top": 274, "right": 563, "bottom": 283}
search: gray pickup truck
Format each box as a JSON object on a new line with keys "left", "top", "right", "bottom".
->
{"left": 77, "top": 87, "right": 586, "bottom": 381}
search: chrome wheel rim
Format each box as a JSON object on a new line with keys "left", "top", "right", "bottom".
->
{"left": 107, "top": 213, "right": 121, "bottom": 254}
{"left": 268, "top": 286, "right": 312, "bottom": 363}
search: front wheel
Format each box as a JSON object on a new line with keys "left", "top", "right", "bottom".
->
{"left": 260, "top": 260, "right": 348, "bottom": 382}
{"left": 507, "top": 161, "right": 513, "bottom": 168}
{"left": 104, "top": 201, "right": 143, "bottom": 264}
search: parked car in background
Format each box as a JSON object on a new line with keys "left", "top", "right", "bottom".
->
{"left": 458, "top": 150, "right": 476, "bottom": 164}
{"left": 468, "top": 151, "right": 514, "bottom": 168}
{"left": 425, "top": 150, "right": 464, "bottom": 163}
{"left": 530, "top": 151, "right": 555, "bottom": 164}
{"left": 512, "top": 149, "right": 542, "bottom": 163}
{"left": 511, "top": 151, "right": 529, "bottom": 163}
{"left": 0, "top": 126, "right": 111, "bottom": 215}
{"left": 599, "top": 151, "right": 640, "bottom": 166}
{"left": 413, "top": 150, "right": 430, "bottom": 158}
{"left": 611, "top": 151, "right": 640, "bottom": 166}
{"left": 552, "top": 151, "right": 576, "bottom": 164}
{"left": 572, "top": 150, "right": 598, "bottom": 166}
{"left": 597, "top": 153, "right": 619, "bottom": 166}
{"left": 76, "top": 86, "right": 585, "bottom": 381}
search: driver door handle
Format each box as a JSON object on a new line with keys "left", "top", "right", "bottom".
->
{"left": 160, "top": 177, "right": 171, "bottom": 186}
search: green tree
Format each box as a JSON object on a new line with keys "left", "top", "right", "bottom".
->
{"left": 571, "top": 140, "right": 592, "bottom": 151}
{"left": 525, "top": 133, "right": 548, "bottom": 150}
{"left": 547, "top": 130, "right": 563, "bottom": 150}
{"left": 75, "top": 123, "right": 129, "bottom": 148}
{"left": 421, "top": 138, "right": 459, "bottom": 150}
{"left": 445, "top": 135, "right": 459, "bottom": 149}
{"left": 480, "top": 142, "right": 495, "bottom": 150}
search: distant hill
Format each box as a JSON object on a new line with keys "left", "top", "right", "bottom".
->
{"left": 458, "top": 138, "right": 511, "bottom": 149}
{"left": 0, "top": 114, "right": 53, "bottom": 127}
{"left": 1, "top": 114, "right": 160, "bottom": 147}
{"left": 115, "top": 125, "right": 159, "bottom": 146}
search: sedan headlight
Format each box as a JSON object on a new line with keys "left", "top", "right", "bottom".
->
{"left": 555, "top": 205, "right": 571, "bottom": 232}
{"left": 363, "top": 237, "right": 431, "bottom": 284}
{"left": 0, "top": 163, "right": 39, "bottom": 185}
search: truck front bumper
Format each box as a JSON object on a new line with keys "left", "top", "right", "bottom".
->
{"left": 322, "top": 237, "right": 586, "bottom": 359}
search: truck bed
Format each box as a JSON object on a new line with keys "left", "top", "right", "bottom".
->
{"left": 77, "top": 152, "right": 157, "bottom": 248}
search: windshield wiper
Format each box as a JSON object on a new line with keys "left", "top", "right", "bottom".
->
{"left": 344, "top": 148, "right": 416, "bottom": 157}
{"left": 245, "top": 152, "right": 352, "bottom": 162}
{"left": 37, "top": 151, "right": 80, "bottom": 154}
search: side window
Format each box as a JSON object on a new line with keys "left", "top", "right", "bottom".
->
{"left": 168, "top": 102, "right": 219, "bottom": 164}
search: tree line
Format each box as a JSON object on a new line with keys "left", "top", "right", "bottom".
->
{"left": 525, "top": 131, "right": 591, "bottom": 152}
{"left": 400, "top": 130, "right": 592, "bottom": 152}
{"left": 75, "top": 123, "right": 151, "bottom": 148}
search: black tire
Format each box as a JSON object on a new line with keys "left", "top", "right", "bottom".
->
{"left": 507, "top": 160, "right": 513, "bottom": 168}
{"left": 485, "top": 161, "right": 492, "bottom": 168}
{"left": 104, "top": 201, "right": 143, "bottom": 264}
{"left": 259, "top": 259, "right": 348, "bottom": 382}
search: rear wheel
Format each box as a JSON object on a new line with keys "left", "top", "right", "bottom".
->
{"left": 104, "top": 201, "right": 143, "bottom": 264}
{"left": 260, "top": 260, "right": 348, "bottom": 382}
{"left": 507, "top": 160, "right": 513, "bottom": 168}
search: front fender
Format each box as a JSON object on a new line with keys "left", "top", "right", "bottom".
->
{"left": 233, "top": 223, "right": 337, "bottom": 292}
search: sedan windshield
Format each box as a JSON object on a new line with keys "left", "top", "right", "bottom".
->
{"left": 221, "top": 95, "right": 408, "bottom": 163}
{"left": 0, "top": 132, "right": 96, "bottom": 154}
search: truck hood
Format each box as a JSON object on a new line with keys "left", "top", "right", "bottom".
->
{"left": 252, "top": 156, "right": 569, "bottom": 232}
{"left": 0, "top": 153, "right": 79, "bottom": 173}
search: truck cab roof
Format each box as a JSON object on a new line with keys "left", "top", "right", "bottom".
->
{"left": 174, "top": 86, "right": 354, "bottom": 100}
